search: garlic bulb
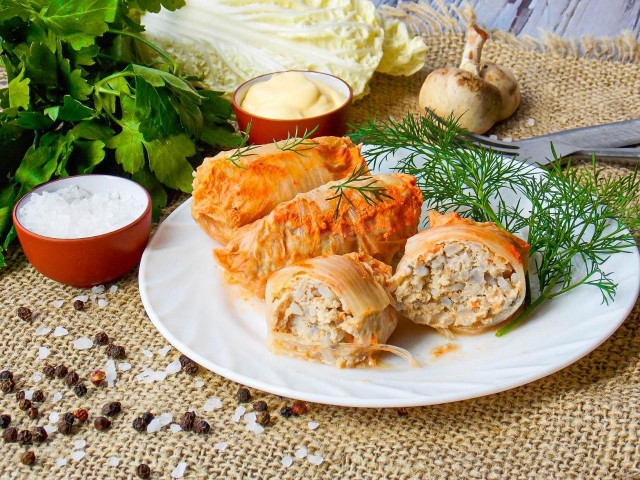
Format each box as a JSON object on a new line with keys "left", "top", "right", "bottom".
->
{"left": 418, "top": 26, "right": 520, "bottom": 134}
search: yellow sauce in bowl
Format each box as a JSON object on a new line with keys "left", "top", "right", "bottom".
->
{"left": 240, "top": 72, "right": 345, "bottom": 120}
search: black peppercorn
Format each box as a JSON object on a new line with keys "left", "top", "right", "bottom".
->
{"left": 184, "top": 362, "right": 199, "bottom": 375}
{"left": 132, "top": 417, "right": 146, "bottom": 432}
{"left": 17, "top": 429, "right": 32, "bottom": 444}
{"left": 31, "top": 390, "right": 45, "bottom": 403}
{"left": 62, "top": 412, "right": 75, "bottom": 425}
{"left": 101, "top": 401, "right": 121, "bottom": 416}
{"left": 17, "top": 306, "right": 32, "bottom": 321}
{"left": 253, "top": 401, "right": 267, "bottom": 412}
{"left": 135, "top": 463, "right": 151, "bottom": 479}
{"left": 194, "top": 420, "right": 210, "bottom": 434}
{"left": 256, "top": 411, "right": 270, "bottom": 427}
{"left": 64, "top": 371, "right": 80, "bottom": 387}
{"left": 0, "top": 378, "right": 15, "bottom": 393}
{"left": 179, "top": 411, "right": 196, "bottom": 431}
{"left": 54, "top": 365, "right": 68, "bottom": 378}
{"left": 18, "top": 399, "right": 31, "bottom": 411}
{"left": 42, "top": 365, "right": 56, "bottom": 378}
{"left": 141, "top": 412, "right": 154, "bottom": 425}
{"left": 73, "top": 300, "right": 85, "bottom": 311}
{"left": 20, "top": 450, "right": 36, "bottom": 466}
{"left": 27, "top": 407, "right": 39, "bottom": 420}
{"left": 74, "top": 409, "right": 89, "bottom": 422}
{"left": 31, "top": 426, "right": 48, "bottom": 442}
{"left": 280, "top": 406, "right": 293, "bottom": 418}
{"left": 73, "top": 384, "right": 88, "bottom": 397}
{"left": 236, "top": 387, "right": 251, "bottom": 403}
{"left": 15, "top": 390, "right": 25, "bottom": 401}
{"left": 106, "top": 344, "right": 126, "bottom": 359}
{"left": 57, "top": 421, "right": 72, "bottom": 435}
{"left": 0, "top": 414, "right": 10, "bottom": 428}
{"left": 396, "top": 407, "right": 409, "bottom": 416}
{"left": 94, "top": 332, "right": 110, "bottom": 345}
{"left": 178, "top": 355, "right": 192, "bottom": 368}
{"left": 0, "top": 371, "right": 13, "bottom": 381}
{"left": 3, "top": 427, "right": 18, "bottom": 442}
{"left": 94, "top": 416, "right": 111, "bottom": 431}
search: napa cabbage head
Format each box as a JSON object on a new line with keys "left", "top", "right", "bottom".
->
{"left": 142, "top": 0, "right": 425, "bottom": 99}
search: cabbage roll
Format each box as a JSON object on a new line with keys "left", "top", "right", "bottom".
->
{"left": 191, "top": 136, "right": 365, "bottom": 244}
{"left": 214, "top": 173, "right": 423, "bottom": 297}
{"left": 266, "top": 253, "right": 412, "bottom": 368}
{"left": 391, "top": 211, "right": 530, "bottom": 335}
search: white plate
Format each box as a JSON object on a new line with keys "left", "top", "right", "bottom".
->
{"left": 139, "top": 152, "right": 640, "bottom": 407}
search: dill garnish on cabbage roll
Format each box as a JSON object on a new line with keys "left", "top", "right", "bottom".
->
{"left": 214, "top": 173, "right": 423, "bottom": 297}
{"left": 266, "top": 253, "right": 414, "bottom": 368}
{"left": 191, "top": 137, "right": 365, "bottom": 244}
{"left": 391, "top": 211, "right": 530, "bottom": 336}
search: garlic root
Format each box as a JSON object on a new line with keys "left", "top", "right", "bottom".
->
{"left": 418, "top": 26, "right": 520, "bottom": 134}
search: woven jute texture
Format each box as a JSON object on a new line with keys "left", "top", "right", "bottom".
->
{"left": 2, "top": 3, "right": 640, "bottom": 479}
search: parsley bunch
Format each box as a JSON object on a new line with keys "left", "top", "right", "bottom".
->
{"left": 0, "top": 0, "right": 240, "bottom": 266}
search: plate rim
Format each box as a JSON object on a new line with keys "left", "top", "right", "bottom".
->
{"left": 139, "top": 198, "right": 640, "bottom": 408}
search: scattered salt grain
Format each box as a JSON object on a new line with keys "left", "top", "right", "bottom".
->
{"left": 142, "top": 349, "right": 153, "bottom": 358}
{"left": 244, "top": 412, "right": 257, "bottom": 423}
{"left": 54, "top": 326, "right": 69, "bottom": 337}
{"left": 24, "top": 389, "right": 34, "bottom": 400}
{"left": 18, "top": 186, "right": 146, "bottom": 239}
{"left": 73, "top": 439, "right": 86, "bottom": 450}
{"left": 308, "top": 454, "right": 324, "bottom": 465}
{"left": 195, "top": 380, "right": 205, "bottom": 388}
{"left": 53, "top": 300, "right": 64, "bottom": 308}
{"left": 171, "top": 461, "right": 187, "bottom": 479}
{"left": 245, "top": 422, "right": 264, "bottom": 434}
{"left": 527, "top": 117, "right": 535, "bottom": 126}
{"left": 73, "top": 337, "right": 93, "bottom": 349}
{"left": 502, "top": 136, "right": 513, "bottom": 142}
{"left": 72, "top": 295, "right": 89, "bottom": 303}
{"left": 35, "top": 326, "right": 51, "bottom": 336}
{"left": 203, "top": 397, "right": 222, "bottom": 412}
{"left": 232, "top": 406, "right": 245, "bottom": 422}
{"left": 38, "top": 346, "right": 51, "bottom": 360}
{"left": 71, "top": 450, "right": 86, "bottom": 462}
{"left": 136, "top": 368, "right": 167, "bottom": 384}
{"left": 282, "top": 455, "right": 293, "bottom": 468}
{"left": 109, "top": 285, "right": 118, "bottom": 294}
{"left": 97, "top": 299, "right": 108, "bottom": 308}
{"left": 294, "top": 447, "right": 308, "bottom": 459}
{"left": 157, "top": 346, "right": 171, "bottom": 357}
{"left": 146, "top": 418, "right": 162, "bottom": 433}
{"left": 52, "top": 391, "right": 63, "bottom": 403}
{"left": 105, "top": 359, "right": 117, "bottom": 387}
{"left": 31, "top": 374, "right": 42, "bottom": 383}
{"left": 44, "top": 424, "right": 56, "bottom": 435}
{"left": 165, "top": 359, "right": 181, "bottom": 374}
{"left": 49, "top": 412, "right": 61, "bottom": 423}
{"left": 214, "top": 442, "right": 227, "bottom": 452}
{"left": 158, "top": 412, "right": 173, "bottom": 426}
{"left": 489, "top": 134, "right": 498, "bottom": 140}
{"left": 169, "top": 423, "right": 182, "bottom": 433}
{"left": 108, "top": 457, "right": 120, "bottom": 467}
{"left": 92, "top": 285, "right": 105, "bottom": 294}
{"left": 118, "top": 363, "right": 131, "bottom": 371}
{"left": 308, "top": 421, "right": 319, "bottom": 431}
{"left": 56, "top": 457, "right": 67, "bottom": 467}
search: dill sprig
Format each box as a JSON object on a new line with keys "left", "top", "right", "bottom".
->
{"left": 326, "top": 164, "right": 394, "bottom": 221}
{"left": 273, "top": 126, "right": 319, "bottom": 156}
{"left": 227, "top": 122, "right": 260, "bottom": 168}
{"left": 350, "top": 113, "right": 640, "bottom": 335}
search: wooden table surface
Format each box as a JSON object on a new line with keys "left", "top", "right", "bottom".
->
{"left": 376, "top": 0, "right": 640, "bottom": 39}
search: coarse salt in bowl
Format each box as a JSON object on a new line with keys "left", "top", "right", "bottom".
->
{"left": 13, "top": 175, "right": 152, "bottom": 288}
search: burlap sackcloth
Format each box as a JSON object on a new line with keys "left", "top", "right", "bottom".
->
{"left": 1, "top": 3, "right": 639, "bottom": 479}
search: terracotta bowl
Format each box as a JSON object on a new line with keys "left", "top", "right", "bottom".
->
{"left": 13, "top": 175, "right": 152, "bottom": 288}
{"left": 232, "top": 70, "right": 353, "bottom": 144}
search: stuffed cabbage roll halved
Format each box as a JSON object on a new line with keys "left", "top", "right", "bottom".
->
{"left": 214, "top": 173, "right": 423, "bottom": 297}
{"left": 191, "top": 136, "right": 366, "bottom": 244}
{"left": 391, "top": 211, "right": 530, "bottom": 335}
{"left": 266, "top": 253, "right": 413, "bottom": 368}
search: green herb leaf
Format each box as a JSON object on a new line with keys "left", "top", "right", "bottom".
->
{"left": 14, "top": 112, "right": 54, "bottom": 130}
{"left": 70, "top": 139, "right": 106, "bottom": 174}
{"left": 21, "top": 42, "right": 58, "bottom": 86}
{"left": 107, "top": 125, "right": 146, "bottom": 174}
{"left": 0, "top": 1, "right": 32, "bottom": 22}
{"left": 8, "top": 68, "right": 30, "bottom": 110}
{"left": 201, "top": 124, "right": 241, "bottom": 149}
{"left": 135, "top": 0, "right": 186, "bottom": 13}
{"left": 15, "top": 144, "right": 58, "bottom": 192}
{"left": 131, "top": 167, "right": 167, "bottom": 221}
{"left": 47, "top": 95, "right": 96, "bottom": 122}
{"left": 145, "top": 133, "right": 195, "bottom": 192}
